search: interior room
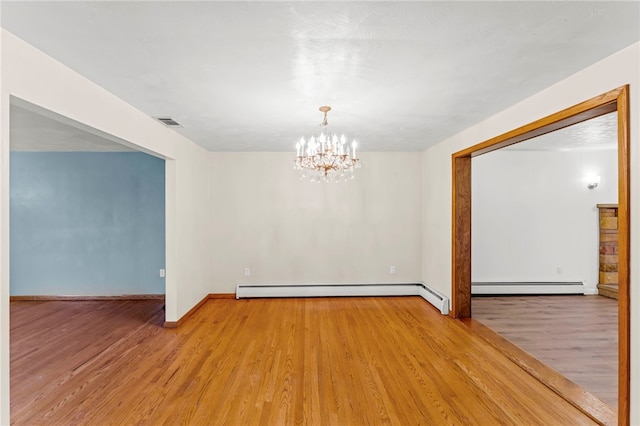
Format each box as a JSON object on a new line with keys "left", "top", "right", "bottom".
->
{"left": 10, "top": 104, "right": 166, "bottom": 299}
{"left": 1, "top": 2, "right": 639, "bottom": 425}
{"left": 470, "top": 112, "right": 619, "bottom": 407}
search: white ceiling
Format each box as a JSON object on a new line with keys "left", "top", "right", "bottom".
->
{"left": 10, "top": 105, "right": 135, "bottom": 152}
{"left": 505, "top": 111, "right": 618, "bottom": 152}
{"left": 1, "top": 1, "right": 638, "bottom": 152}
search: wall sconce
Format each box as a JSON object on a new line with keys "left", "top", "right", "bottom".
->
{"left": 586, "top": 175, "right": 601, "bottom": 189}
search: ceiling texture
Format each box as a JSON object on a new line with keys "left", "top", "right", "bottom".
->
{"left": 10, "top": 105, "right": 136, "bottom": 152}
{"left": 504, "top": 111, "right": 618, "bottom": 152}
{"left": 1, "top": 1, "right": 639, "bottom": 152}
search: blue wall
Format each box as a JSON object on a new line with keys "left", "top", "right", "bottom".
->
{"left": 10, "top": 152, "right": 165, "bottom": 296}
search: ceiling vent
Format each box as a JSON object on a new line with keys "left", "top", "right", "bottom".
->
{"left": 154, "top": 117, "right": 183, "bottom": 128}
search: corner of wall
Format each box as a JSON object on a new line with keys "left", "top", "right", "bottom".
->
{"left": 1, "top": 29, "right": 12, "bottom": 425}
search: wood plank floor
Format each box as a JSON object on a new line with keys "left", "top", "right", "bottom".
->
{"left": 10, "top": 297, "right": 599, "bottom": 425}
{"left": 472, "top": 295, "right": 617, "bottom": 408}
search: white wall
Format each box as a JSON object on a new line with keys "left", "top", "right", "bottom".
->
{"left": 0, "top": 28, "right": 8, "bottom": 426}
{"left": 422, "top": 42, "right": 640, "bottom": 423}
{"left": 472, "top": 149, "right": 618, "bottom": 292}
{"left": 0, "top": 30, "right": 213, "bottom": 424}
{"left": 209, "top": 152, "right": 423, "bottom": 292}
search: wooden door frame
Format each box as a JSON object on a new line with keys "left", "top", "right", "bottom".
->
{"left": 451, "top": 85, "right": 630, "bottom": 425}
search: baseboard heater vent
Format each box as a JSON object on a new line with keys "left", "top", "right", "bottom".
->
{"left": 417, "top": 284, "right": 449, "bottom": 315}
{"left": 472, "top": 281, "right": 585, "bottom": 295}
{"left": 236, "top": 283, "right": 449, "bottom": 315}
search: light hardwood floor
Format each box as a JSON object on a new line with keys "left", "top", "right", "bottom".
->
{"left": 472, "top": 295, "right": 617, "bottom": 408}
{"left": 11, "top": 297, "right": 599, "bottom": 425}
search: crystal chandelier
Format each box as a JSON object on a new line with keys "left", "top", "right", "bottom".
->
{"left": 294, "top": 106, "right": 361, "bottom": 182}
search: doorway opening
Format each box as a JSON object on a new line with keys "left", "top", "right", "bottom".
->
{"left": 9, "top": 98, "right": 167, "bottom": 302}
{"left": 451, "top": 86, "right": 630, "bottom": 424}
{"left": 8, "top": 97, "right": 170, "bottom": 419}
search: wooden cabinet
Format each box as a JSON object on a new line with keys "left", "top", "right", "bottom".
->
{"left": 597, "top": 204, "right": 618, "bottom": 299}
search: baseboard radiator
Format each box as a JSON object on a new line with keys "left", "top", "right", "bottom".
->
{"left": 471, "top": 281, "right": 586, "bottom": 295}
{"left": 236, "top": 283, "right": 450, "bottom": 315}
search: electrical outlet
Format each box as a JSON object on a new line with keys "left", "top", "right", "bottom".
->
{"left": 159, "top": 269, "right": 166, "bottom": 278}
{"left": 244, "top": 267, "right": 251, "bottom": 276}
{"left": 389, "top": 265, "right": 396, "bottom": 274}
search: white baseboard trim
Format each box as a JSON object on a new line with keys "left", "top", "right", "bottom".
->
{"left": 472, "top": 281, "right": 586, "bottom": 295}
{"left": 235, "top": 283, "right": 450, "bottom": 315}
